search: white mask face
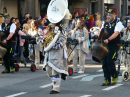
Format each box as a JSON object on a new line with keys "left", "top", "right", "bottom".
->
{"left": 30, "top": 21, "right": 35, "bottom": 28}
{"left": 22, "top": 27, "right": 25, "bottom": 32}
{"left": 106, "top": 13, "right": 114, "bottom": 23}
{"left": 76, "top": 19, "right": 81, "bottom": 26}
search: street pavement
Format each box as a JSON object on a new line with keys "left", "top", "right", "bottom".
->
{"left": 0, "top": 56, "right": 129, "bottom": 97}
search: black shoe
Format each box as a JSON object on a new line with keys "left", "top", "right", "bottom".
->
{"left": 20, "top": 60, "right": 24, "bottom": 63}
{"left": 50, "top": 90, "right": 59, "bottom": 94}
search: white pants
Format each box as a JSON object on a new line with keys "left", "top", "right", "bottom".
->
{"left": 46, "top": 65, "right": 61, "bottom": 92}
{"left": 35, "top": 49, "right": 40, "bottom": 69}
{"left": 73, "top": 49, "right": 85, "bottom": 71}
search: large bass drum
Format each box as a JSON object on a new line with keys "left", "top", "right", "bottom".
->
{"left": 0, "top": 31, "right": 7, "bottom": 41}
{"left": 0, "top": 31, "right": 7, "bottom": 58}
{"left": 0, "top": 45, "right": 7, "bottom": 58}
{"left": 92, "top": 41, "right": 108, "bottom": 63}
{"left": 92, "top": 28, "right": 110, "bottom": 63}
{"left": 101, "top": 29, "right": 110, "bottom": 44}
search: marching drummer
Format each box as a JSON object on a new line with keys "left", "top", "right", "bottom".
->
{"left": 100, "top": 9, "right": 123, "bottom": 86}
{"left": 2, "top": 17, "right": 16, "bottom": 73}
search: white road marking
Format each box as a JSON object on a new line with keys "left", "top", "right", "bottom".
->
{"left": 102, "top": 84, "right": 123, "bottom": 91}
{"left": 120, "top": 67, "right": 126, "bottom": 70}
{"left": 80, "top": 95, "right": 92, "bottom": 97}
{"left": 117, "top": 76, "right": 123, "bottom": 83}
{"left": 97, "top": 66, "right": 126, "bottom": 73}
{"left": 6, "top": 92, "right": 27, "bottom": 97}
{"left": 97, "top": 69, "right": 103, "bottom": 72}
{"left": 40, "top": 83, "right": 52, "bottom": 88}
{"left": 81, "top": 74, "right": 103, "bottom": 81}
{"left": 72, "top": 74, "right": 88, "bottom": 79}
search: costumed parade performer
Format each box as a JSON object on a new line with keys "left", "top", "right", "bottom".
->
{"left": 99, "top": 9, "right": 123, "bottom": 86}
{"left": 28, "top": 20, "right": 44, "bottom": 70}
{"left": 71, "top": 18, "right": 89, "bottom": 74}
{"left": 122, "top": 23, "right": 130, "bottom": 65}
{"left": 95, "top": 13, "right": 102, "bottom": 28}
{"left": 120, "top": 21, "right": 130, "bottom": 81}
{"left": 65, "top": 15, "right": 74, "bottom": 64}
{"left": 42, "top": 0, "right": 71, "bottom": 94}
{"left": 43, "top": 23, "right": 68, "bottom": 94}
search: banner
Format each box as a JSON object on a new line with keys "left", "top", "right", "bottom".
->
{"left": 74, "top": 8, "right": 87, "bottom": 15}
{"left": 113, "top": 9, "right": 117, "bottom": 15}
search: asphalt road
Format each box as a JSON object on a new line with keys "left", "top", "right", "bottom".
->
{"left": 0, "top": 58, "right": 129, "bottom": 97}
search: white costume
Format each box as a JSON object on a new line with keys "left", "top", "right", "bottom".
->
{"left": 28, "top": 27, "right": 44, "bottom": 69}
{"left": 43, "top": 26, "right": 68, "bottom": 92}
{"left": 42, "top": 0, "right": 71, "bottom": 93}
{"left": 72, "top": 27, "right": 89, "bottom": 73}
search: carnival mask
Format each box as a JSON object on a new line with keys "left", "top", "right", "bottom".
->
{"left": 106, "top": 13, "right": 114, "bottom": 23}
{"left": 30, "top": 20, "right": 35, "bottom": 28}
{"left": 76, "top": 19, "right": 81, "bottom": 26}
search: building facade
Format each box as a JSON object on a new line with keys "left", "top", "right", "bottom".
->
{"left": 0, "top": 0, "right": 129, "bottom": 19}
{"left": 72, "top": 0, "right": 129, "bottom": 18}
{"left": 0, "top": 0, "right": 41, "bottom": 19}
{"left": 0, "top": 0, "right": 18, "bottom": 17}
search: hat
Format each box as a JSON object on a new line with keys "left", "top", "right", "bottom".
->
{"left": 86, "top": 16, "right": 89, "bottom": 20}
{"left": 117, "top": 18, "right": 120, "bottom": 20}
{"left": 37, "top": 16, "right": 41, "bottom": 18}
{"left": 4, "top": 13, "right": 10, "bottom": 17}
{"left": 37, "top": 16, "right": 41, "bottom": 21}
{"left": 101, "top": 18, "right": 104, "bottom": 20}
{"left": 107, "top": 9, "right": 116, "bottom": 14}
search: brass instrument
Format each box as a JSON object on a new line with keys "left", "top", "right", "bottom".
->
{"left": 42, "top": 30, "right": 56, "bottom": 48}
{"left": 43, "top": 0, "right": 71, "bottom": 52}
